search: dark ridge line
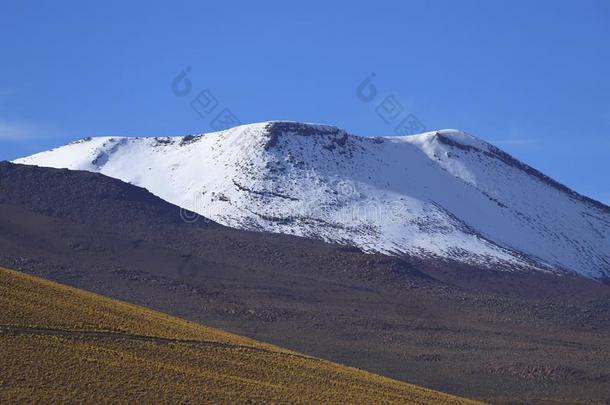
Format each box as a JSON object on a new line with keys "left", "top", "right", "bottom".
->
{"left": 232, "top": 179, "right": 299, "bottom": 201}
{"left": 0, "top": 324, "right": 318, "bottom": 361}
{"left": 436, "top": 133, "right": 610, "bottom": 214}
{"left": 264, "top": 121, "right": 347, "bottom": 150}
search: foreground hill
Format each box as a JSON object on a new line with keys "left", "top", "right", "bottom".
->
{"left": 15, "top": 121, "right": 610, "bottom": 279}
{"left": 1, "top": 162, "right": 609, "bottom": 404}
{"left": 0, "top": 267, "right": 474, "bottom": 404}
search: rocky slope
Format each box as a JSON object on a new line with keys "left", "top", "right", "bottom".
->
{"left": 1, "top": 162, "right": 609, "bottom": 404}
{"left": 15, "top": 121, "right": 610, "bottom": 279}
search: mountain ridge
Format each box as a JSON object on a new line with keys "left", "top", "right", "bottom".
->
{"left": 14, "top": 121, "right": 610, "bottom": 279}
{"left": 2, "top": 161, "right": 609, "bottom": 404}
{"left": 1, "top": 266, "right": 477, "bottom": 404}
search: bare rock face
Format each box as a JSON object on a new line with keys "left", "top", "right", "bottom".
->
{"left": 1, "top": 161, "right": 610, "bottom": 404}
{"left": 14, "top": 121, "right": 610, "bottom": 279}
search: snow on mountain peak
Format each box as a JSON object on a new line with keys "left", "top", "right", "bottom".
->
{"left": 14, "top": 121, "right": 610, "bottom": 280}
{"left": 240, "top": 121, "right": 348, "bottom": 151}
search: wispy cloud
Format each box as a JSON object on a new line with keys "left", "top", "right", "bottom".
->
{"left": 488, "top": 138, "right": 536, "bottom": 148}
{"left": 0, "top": 87, "right": 47, "bottom": 141}
{"left": 487, "top": 124, "right": 541, "bottom": 150}
{"left": 0, "top": 119, "right": 40, "bottom": 141}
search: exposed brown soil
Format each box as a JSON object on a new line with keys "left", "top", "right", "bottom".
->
{"left": 1, "top": 267, "right": 475, "bottom": 404}
{"left": 1, "top": 162, "right": 609, "bottom": 404}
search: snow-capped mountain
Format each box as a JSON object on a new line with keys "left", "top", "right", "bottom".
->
{"left": 14, "top": 121, "right": 610, "bottom": 279}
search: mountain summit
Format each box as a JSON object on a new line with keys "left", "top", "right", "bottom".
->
{"left": 15, "top": 121, "right": 610, "bottom": 279}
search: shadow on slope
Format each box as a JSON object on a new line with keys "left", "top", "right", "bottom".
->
{"left": 0, "top": 162, "right": 609, "bottom": 404}
{"left": 0, "top": 267, "right": 474, "bottom": 404}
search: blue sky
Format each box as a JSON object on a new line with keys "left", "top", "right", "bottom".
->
{"left": 1, "top": 0, "right": 609, "bottom": 203}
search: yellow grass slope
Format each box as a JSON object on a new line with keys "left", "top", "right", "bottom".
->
{"left": 0, "top": 267, "right": 479, "bottom": 404}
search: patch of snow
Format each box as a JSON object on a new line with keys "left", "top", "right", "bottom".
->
{"left": 14, "top": 121, "right": 610, "bottom": 279}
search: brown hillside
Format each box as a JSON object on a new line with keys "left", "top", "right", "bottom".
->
{"left": 0, "top": 267, "right": 477, "bottom": 404}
